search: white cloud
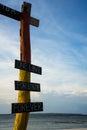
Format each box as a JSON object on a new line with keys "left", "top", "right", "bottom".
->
{"left": 0, "top": 19, "right": 19, "bottom": 107}
{"left": 0, "top": 0, "right": 87, "bottom": 114}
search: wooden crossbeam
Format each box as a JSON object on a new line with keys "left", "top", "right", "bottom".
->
{"left": 0, "top": 3, "right": 39, "bottom": 27}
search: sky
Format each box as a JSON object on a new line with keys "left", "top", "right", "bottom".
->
{"left": 0, "top": 0, "right": 87, "bottom": 114}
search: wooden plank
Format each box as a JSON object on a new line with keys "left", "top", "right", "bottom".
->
{"left": 0, "top": 3, "right": 21, "bottom": 21}
{"left": 30, "top": 17, "right": 39, "bottom": 27}
{"left": 0, "top": 3, "right": 39, "bottom": 27}
{"left": 12, "top": 102, "right": 43, "bottom": 113}
{"left": 15, "top": 59, "right": 42, "bottom": 75}
{"left": 15, "top": 81, "right": 40, "bottom": 91}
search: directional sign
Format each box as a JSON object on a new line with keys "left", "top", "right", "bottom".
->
{"left": 15, "top": 60, "right": 42, "bottom": 75}
{"left": 30, "top": 17, "right": 39, "bottom": 27}
{"left": 15, "top": 81, "right": 40, "bottom": 92}
{"left": 12, "top": 102, "right": 43, "bottom": 113}
{"left": 0, "top": 3, "right": 21, "bottom": 21}
{"left": 0, "top": 3, "right": 39, "bottom": 27}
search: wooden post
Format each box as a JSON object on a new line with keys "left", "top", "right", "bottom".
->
{"left": 13, "top": 2, "right": 31, "bottom": 130}
{"left": 0, "top": 2, "right": 42, "bottom": 129}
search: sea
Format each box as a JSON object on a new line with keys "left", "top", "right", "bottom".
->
{"left": 0, "top": 113, "right": 87, "bottom": 130}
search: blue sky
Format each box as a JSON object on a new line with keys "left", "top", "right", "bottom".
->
{"left": 0, "top": 0, "right": 87, "bottom": 114}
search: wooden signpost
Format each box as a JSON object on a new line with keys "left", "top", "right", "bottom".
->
{"left": 0, "top": 2, "right": 43, "bottom": 130}
{"left": 0, "top": 3, "right": 21, "bottom": 21}
{"left": 15, "top": 81, "right": 40, "bottom": 91}
{"left": 0, "top": 3, "right": 39, "bottom": 27}
{"left": 15, "top": 59, "right": 42, "bottom": 75}
{"left": 12, "top": 102, "right": 43, "bottom": 113}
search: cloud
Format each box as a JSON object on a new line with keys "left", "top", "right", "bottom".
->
{"left": 31, "top": 36, "right": 87, "bottom": 83}
{"left": 40, "top": 91, "right": 87, "bottom": 114}
{"left": 0, "top": 19, "right": 19, "bottom": 108}
{"left": 0, "top": 0, "right": 87, "bottom": 114}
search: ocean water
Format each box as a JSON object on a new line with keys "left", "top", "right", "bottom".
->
{"left": 0, "top": 113, "right": 87, "bottom": 130}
